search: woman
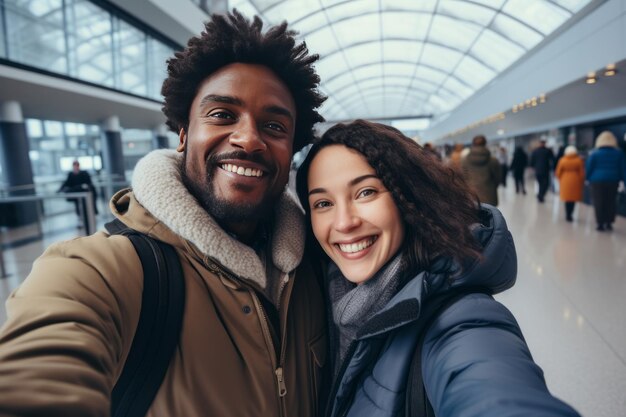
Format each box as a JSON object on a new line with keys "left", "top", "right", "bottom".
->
{"left": 555, "top": 146, "right": 585, "bottom": 222}
{"left": 510, "top": 146, "right": 528, "bottom": 194}
{"left": 586, "top": 131, "right": 626, "bottom": 231}
{"left": 296, "top": 120, "right": 580, "bottom": 417}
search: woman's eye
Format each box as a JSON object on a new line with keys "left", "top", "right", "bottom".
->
{"left": 312, "top": 200, "right": 332, "bottom": 209}
{"left": 357, "top": 189, "right": 376, "bottom": 198}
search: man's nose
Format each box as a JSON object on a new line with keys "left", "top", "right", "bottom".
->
{"left": 333, "top": 203, "right": 361, "bottom": 233}
{"left": 229, "top": 119, "right": 267, "bottom": 153}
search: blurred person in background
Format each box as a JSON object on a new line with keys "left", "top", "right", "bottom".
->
{"left": 461, "top": 135, "right": 501, "bottom": 206}
{"left": 497, "top": 146, "right": 509, "bottom": 187}
{"left": 510, "top": 146, "right": 528, "bottom": 195}
{"left": 529, "top": 139, "right": 555, "bottom": 203}
{"left": 586, "top": 131, "right": 626, "bottom": 231}
{"left": 555, "top": 146, "right": 584, "bottom": 222}
{"left": 58, "top": 160, "right": 98, "bottom": 223}
{"left": 448, "top": 143, "right": 465, "bottom": 170}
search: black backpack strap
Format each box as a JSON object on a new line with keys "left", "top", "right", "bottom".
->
{"left": 406, "top": 289, "right": 491, "bottom": 417}
{"left": 105, "top": 219, "right": 186, "bottom": 417}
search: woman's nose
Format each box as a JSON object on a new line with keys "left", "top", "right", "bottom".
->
{"left": 333, "top": 204, "right": 361, "bottom": 232}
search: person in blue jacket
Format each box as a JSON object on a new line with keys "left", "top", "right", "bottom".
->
{"left": 296, "top": 119, "right": 580, "bottom": 417}
{"left": 585, "top": 131, "right": 626, "bottom": 231}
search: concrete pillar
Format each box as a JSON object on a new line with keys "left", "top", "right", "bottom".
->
{"left": 153, "top": 125, "right": 170, "bottom": 149}
{"left": 0, "top": 101, "right": 39, "bottom": 226}
{"left": 101, "top": 116, "right": 125, "bottom": 182}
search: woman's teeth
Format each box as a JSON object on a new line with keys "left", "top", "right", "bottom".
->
{"left": 338, "top": 237, "right": 377, "bottom": 253}
{"left": 221, "top": 164, "right": 263, "bottom": 177}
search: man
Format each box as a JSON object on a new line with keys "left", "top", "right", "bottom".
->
{"left": 461, "top": 134, "right": 501, "bottom": 206}
{"left": 530, "top": 139, "right": 556, "bottom": 203}
{"left": 59, "top": 160, "right": 99, "bottom": 225}
{"left": 0, "top": 12, "right": 327, "bottom": 416}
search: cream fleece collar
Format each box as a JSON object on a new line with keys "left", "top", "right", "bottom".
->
{"left": 131, "top": 149, "right": 305, "bottom": 289}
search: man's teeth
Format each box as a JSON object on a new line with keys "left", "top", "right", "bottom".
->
{"left": 221, "top": 164, "right": 263, "bottom": 177}
{"left": 338, "top": 237, "right": 376, "bottom": 253}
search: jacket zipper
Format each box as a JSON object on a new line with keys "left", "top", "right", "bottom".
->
{"left": 204, "top": 259, "right": 295, "bottom": 417}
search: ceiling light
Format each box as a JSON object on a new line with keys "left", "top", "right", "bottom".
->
{"left": 539, "top": 94, "right": 546, "bottom": 103}
{"left": 586, "top": 72, "right": 597, "bottom": 84}
{"left": 604, "top": 64, "right": 617, "bottom": 76}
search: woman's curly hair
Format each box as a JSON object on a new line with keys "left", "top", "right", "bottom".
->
{"left": 296, "top": 119, "right": 482, "bottom": 274}
{"left": 161, "top": 10, "right": 326, "bottom": 153}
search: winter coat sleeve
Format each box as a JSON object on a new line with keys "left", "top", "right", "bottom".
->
{"left": 0, "top": 233, "right": 142, "bottom": 417}
{"left": 585, "top": 154, "right": 594, "bottom": 181}
{"left": 422, "top": 293, "right": 580, "bottom": 417}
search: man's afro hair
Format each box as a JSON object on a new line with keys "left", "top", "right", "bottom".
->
{"left": 161, "top": 10, "right": 326, "bottom": 153}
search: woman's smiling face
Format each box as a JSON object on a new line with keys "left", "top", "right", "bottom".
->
{"left": 307, "top": 145, "right": 405, "bottom": 284}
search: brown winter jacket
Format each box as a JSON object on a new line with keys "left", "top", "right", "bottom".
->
{"left": 461, "top": 145, "right": 502, "bottom": 206}
{"left": 0, "top": 150, "right": 328, "bottom": 417}
{"left": 556, "top": 154, "right": 585, "bottom": 202}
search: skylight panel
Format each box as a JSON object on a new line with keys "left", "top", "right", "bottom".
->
{"left": 552, "top": 0, "right": 593, "bottom": 13}
{"left": 264, "top": 0, "right": 319, "bottom": 24}
{"left": 471, "top": 29, "right": 525, "bottom": 71}
{"left": 454, "top": 56, "right": 496, "bottom": 89}
{"left": 381, "top": 12, "right": 430, "bottom": 40}
{"left": 413, "top": 66, "right": 448, "bottom": 85}
{"left": 333, "top": 15, "right": 380, "bottom": 46}
{"left": 342, "top": 43, "right": 382, "bottom": 68}
{"left": 440, "top": 77, "right": 474, "bottom": 100}
{"left": 503, "top": 0, "right": 571, "bottom": 35}
{"left": 295, "top": 12, "right": 329, "bottom": 34}
{"left": 305, "top": 27, "right": 339, "bottom": 57}
{"left": 384, "top": 62, "right": 418, "bottom": 78}
{"left": 437, "top": 1, "right": 496, "bottom": 26}
{"left": 420, "top": 44, "right": 463, "bottom": 71}
{"left": 323, "top": 0, "right": 372, "bottom": 23}
{"left": 314, "top": 56, "right": 349, "bottom": 82}
{"left": 429, "top": 15, "right": 482, "bottom": 51}
{"left": 491, "top": 14, "right": 543, "bottom": 49}
{"left": 382, "top": 0, "right": 437, "bottom": 13}
{"left": 382, "top": 40, "right": 423, "bottom": 62}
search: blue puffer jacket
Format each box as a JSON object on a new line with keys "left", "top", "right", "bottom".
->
{"left": 325, "top": 205, "right": 580, "bottom": 417}
{"left": 585, "top": 147, "right": 626, "bottom": 183}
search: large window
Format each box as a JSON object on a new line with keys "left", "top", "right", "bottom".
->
{"left": 1, "top": 0, "right": 178, "bottom": 101}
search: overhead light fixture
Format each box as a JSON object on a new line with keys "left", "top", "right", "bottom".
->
{"left": 604, "top": 64, "right": 617, "bottom": 76}
{"left": 497, "top": 129, "right": 504, "bottom": 135}
{"left": 586, "top": 72, "right": 597, "bottom": 84}
{"left": 539, "top": 93, "right": 546, "bottom": 103}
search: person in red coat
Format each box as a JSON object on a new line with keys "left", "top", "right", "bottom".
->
{"left": 555, "top": 146, "right": 585, "bottom": 222}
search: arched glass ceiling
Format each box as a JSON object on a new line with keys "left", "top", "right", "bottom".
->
{"left": 230, "top": 0, "right": 596, "bottom": 122}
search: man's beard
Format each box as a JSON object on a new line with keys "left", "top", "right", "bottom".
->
{"left": 181, "top": 150, "right": 276, "bottom": 224}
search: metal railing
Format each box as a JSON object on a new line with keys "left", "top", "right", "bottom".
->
{"left": 0, "top": 191, "right": 95, "bottom": 278}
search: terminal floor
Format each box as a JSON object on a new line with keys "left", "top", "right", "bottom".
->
{"left": 0, "top": 183, "right": 625, "bottom": 417}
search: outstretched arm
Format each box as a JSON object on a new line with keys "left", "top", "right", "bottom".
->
{"left": 0, "top": 233, "right": 142, "bottom": 417}
{"left": 422, "top": 293, "right": 580, "bottom": 417}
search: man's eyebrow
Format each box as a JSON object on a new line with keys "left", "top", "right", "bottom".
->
{"left": 265, "top": 105, "right": 294, "bottom": 121}
{"left": 199, "top": 94, "right": 242, "bottom": 108}
{"left": 308, "top": 174, "right": 379, "bottom": 196}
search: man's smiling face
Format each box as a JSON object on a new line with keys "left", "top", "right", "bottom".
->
{"left": 178, "top": 63, "right": 296, "bottom": 227}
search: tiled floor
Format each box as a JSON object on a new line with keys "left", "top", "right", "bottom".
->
{"left": 0, "top": 182, "right": 625, "bottom": 416}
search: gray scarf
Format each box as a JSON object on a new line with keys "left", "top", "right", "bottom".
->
{"left": 328, "top": 254, "right": 407, "bottom": 371}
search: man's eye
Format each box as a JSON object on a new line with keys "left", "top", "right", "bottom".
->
{"left": 208, "top": 111, "right": 234, "bottom": 119}
{"left": 266, "top": 122, "right": 286, "bottom": 132}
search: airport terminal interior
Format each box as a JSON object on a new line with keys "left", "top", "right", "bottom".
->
{"left": 1, "top": 0, "right": 625, "bottom": 416}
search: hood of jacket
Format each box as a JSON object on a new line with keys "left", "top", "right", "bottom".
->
{"left": 111, "top": 149, "right": 305, "bottom": 290}
{"left": 356, "top": 204, "right": 516, "bottom": 339}
{"left": 466, "top": 146, "right": 493, "bottom": 166}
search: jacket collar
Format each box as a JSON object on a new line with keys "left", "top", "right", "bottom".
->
{"left": 356, "top": 204, "right": 517, "bottom": 339}
{"left": 129, "top": 149, "right": 305, "bottom": 290}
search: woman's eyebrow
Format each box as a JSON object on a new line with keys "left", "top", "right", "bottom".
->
{"left": 308, "top": 174, "right": 378, "bottom": 196}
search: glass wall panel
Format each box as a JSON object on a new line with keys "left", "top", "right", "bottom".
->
{"left": 114, "top": 18, "right": 147, "bottom": 96}
{"left": 65, "top": 0, "right": 113, "bottom": 86}
{"left": 147, "top": 38, "right": 172, "bottom": 99}
{"left": 5, "top": 0, "right": 67, "bottom": 73}
{"left": 0, "top": 4, "right": 6, "bottom": 57}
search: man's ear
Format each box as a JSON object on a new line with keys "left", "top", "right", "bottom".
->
{"left": 177, "top": 128, "right": 186, "bottom": 152}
